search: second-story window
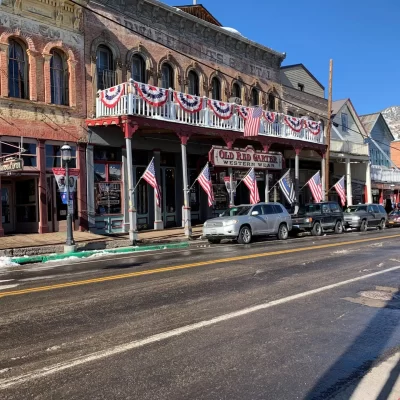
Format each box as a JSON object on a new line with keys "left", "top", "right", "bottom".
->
{"left": 211, "top": 77, "right": 221, "bottom": 101}
{"left": 232, "top": 82, "right": 241, "bottom": 99}
{"left": 298, "top": 83, "right": 304, "bottom": 91}
{"left": 96, "top": 45, "right": 114, "bottom": 90}
{"left": 268, "top": 93, "right": 276, "bottom": 111}
{"left": 50, "top": 49, "right": 69, "bottom": 106}
{"left": 188, "top": 70, "right": 199, "bottom": 96}
{"left": 161, "top": 63, "right": 174, "bottom": 89}
{"left": 341, "top": 112, "right": 348, "bottom": 132}
{"left": 251, "top": 88, "right": 259, "bottom": 106}
{"left": 8, "top": 39, "right": 28, "bottom": 99}
{"left": 131, "top": 54, "right": 146, "bottom": 83}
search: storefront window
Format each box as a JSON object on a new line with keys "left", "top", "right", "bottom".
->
{"left": 94, "top": 147, "right": 121, "bottom": 162}
{"left": 189, "top": 170, "right": 200, "bottom": 212}
{"left": 3, "top": 142, "right": 37, "bottom": 167}
{"left": 46, "top": 144, "right": 76, "bottom": 168}
{"left": 16, "top": 179, "right": 37, "bottom": 222}
{"left": 95, "top": 182, "right": 122, "bottom": 215}
{"left": 94, "top": 161, "right": 122, "bottom": 215}
{"left": 211, "top": 170, "right": 229, "bottom": 211}
{"left": 136, "top": 167, "right": 148, "bottom": 214}
{"left": 164, "top": 168, "right": 176, "bottom": 213}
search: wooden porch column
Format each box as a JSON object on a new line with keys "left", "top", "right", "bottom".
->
{"left": 77, "top": 143, "right": 88, "bottom": 231}
{"left": 38, "top": 140, "right": 49, "bottom": 233}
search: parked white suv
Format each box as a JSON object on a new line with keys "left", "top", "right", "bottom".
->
{"left": 202, "top": 203, "right": 292, "bottom": 244}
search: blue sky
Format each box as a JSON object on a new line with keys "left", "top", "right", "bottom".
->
{"left": 164, "top": 0, "right": 399, "bottom": 115}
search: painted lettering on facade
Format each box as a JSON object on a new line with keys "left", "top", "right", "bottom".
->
{"left": 209, "top": 146, "right": 282, "bottom": 170}
{"left": 117, "top": 17, "right": 276, "bottom": 82}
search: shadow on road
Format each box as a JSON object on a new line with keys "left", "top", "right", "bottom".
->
{"left": 305, "top": 288, "right": 400, "bottom": 400}
{"left": 103, "top": 262, "right": 146, "bottom": 270}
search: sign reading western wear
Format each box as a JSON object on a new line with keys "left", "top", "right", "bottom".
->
{"left": 209, "top": 146, "right": 282, "bottom": 170}
{"left": 0, "top": 158, "right": 24, "bottom": 172}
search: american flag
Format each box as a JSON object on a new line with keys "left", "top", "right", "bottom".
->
{"left": 244, "top": 106, "right": 263, "bottom": 137}
{"left": 142, "top": 158, "right": 162, "bottom": 207}
{"left": 334, "top": 176, "right": 346, "bottom": 206}
{"left": 307, "top": 171, "right": 323, "bottom": 203}
{"left": 197, "top": 163, "right": 214, "bottom": 207}
{"left": 243, "top": 168, "right": 260, "bottom": 204}
{"left": 278, "top": 169, "right": 296, "bottom": 205}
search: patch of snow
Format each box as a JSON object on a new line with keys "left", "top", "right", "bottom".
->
{"left": 0, "top": 368, "right": 11, "bottom": 374}
{"left": 46, "top": 345, "right": 61, "bottom": 352}
{"left": 44, "top": 256, "right": 80, "bottom": 264}
{"left": 221, "top": 27, "right": 244, "bottom": 37}
{"left": 0, "top": 257, "right": 19, "bottom": 269}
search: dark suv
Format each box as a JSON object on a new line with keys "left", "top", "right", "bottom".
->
{"left": 291, "top": 202, "right": 344, "bottom": 236}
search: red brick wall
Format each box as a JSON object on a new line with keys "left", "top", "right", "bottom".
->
{"left": 84, "top": 4, "right": 283, "bottom": 119}
{"left": 0, "top": 25, "right": 86, "bottom": 143}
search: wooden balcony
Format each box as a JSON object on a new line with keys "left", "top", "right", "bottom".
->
{"left": 95, "top": 80, "right": 325, "bottom": 146}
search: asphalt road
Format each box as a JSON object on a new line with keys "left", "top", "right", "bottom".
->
{"left": 0, "top": 229, "right": 400, "bottom": 399}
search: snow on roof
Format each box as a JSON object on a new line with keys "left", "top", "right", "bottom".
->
{"left": 221, "top": 27, "right": 244, "bottom": 37}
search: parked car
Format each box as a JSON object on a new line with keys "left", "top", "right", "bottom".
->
{"left": 202, "top": 202, "right": 292, "bottom": 244}
{"left": 387, "top": 210, "right": 400, "bottom": 227}
{"left": 343, "top": 204, "right": 387, "bottom": 231}
{"left": 291, "top": 202, "right": 344, "bottom": 236}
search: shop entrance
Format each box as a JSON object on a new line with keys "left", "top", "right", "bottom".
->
{"left": 2, "top": 185, "right": 14, "bottom": 233}
{"left": 161, "top": 167, "right": 177, "bottom": 227}
{"left": 135, "top": 166, "right": 150, "bottom": 230}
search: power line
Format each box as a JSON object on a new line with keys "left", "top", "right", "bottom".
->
{"left": 76, "top": 0, "right": 400, "bottom": 163}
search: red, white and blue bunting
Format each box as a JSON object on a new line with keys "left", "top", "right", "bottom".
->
{"left": 263, "top": 111, "right": 277, "bottom": 124}
{"left": 237, "top": 106, "right": 249, "bottom": 120}
{"left": 207, "top": 100, "right": 234, "bottom": 120}
{"left": 283, "top": 115, "right": 303, "bottom": 132}
{"left": 100, "top": 84, "right": 125, "bottom": 108}
{"left": 304, "top": 120, "right": 321, "bottom": 135}
{"left": 173, "top": 91, "right": 203, "bottom": 113}
{"left": 134, "top": 82, "right": 169, "bottom": 107}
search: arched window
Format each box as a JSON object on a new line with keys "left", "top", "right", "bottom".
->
{"left": 161, "top": 63, "right": 174, "bottom": 89}
{"left": 188, "top": 70, "right": 199, "bottom": 96}
{"left": 8, "top": 39, "right": 28, "bottom": 99}
{"left": 268, "top": 93, "right": 276, "bottom": 111}
{"left": 211, "top": 77, "right": 221, "bottom": 101}
{"left": 96, "top": 45, "right": 114, "bottom": 90}
{"left": 50, "top": 49, "right": 68, "bottom": 105}
{"left": 131, "top": 54, "right": 146, "bottom": 83}
{"left": 232, "top": 82, "right": 241, "bottom": 99}
{"left": 251, "top": 88, "right": 259, "bottom": 106}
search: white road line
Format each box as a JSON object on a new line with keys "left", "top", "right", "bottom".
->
{"left": 0, "top": 284, "right": 19, "bottom": 291}
{"left": 1, "top": 265, "right": 399, "bottom": 390}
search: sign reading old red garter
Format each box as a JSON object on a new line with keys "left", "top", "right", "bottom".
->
{"left": 209, "top": 146, "right": 283, "bottom": 170}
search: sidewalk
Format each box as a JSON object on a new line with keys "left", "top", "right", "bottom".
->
{"left": 0, "top": 226, "right": 204, "bottom": 257}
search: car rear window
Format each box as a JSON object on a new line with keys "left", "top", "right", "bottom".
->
{"left": 329, "top": 203, "right": 341, "bottom": 212}
{"left": 372, "top": 205, "right": 380, "bottom": 213}
{"left": 378, "top": 205, "right": 386, "bottom": 214}
{"left": 273, "top": 204, "right": 284, "bottom": 214}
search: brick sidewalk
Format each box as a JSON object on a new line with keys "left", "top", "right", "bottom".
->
{"left": 0, "top": 226, "right": 203, "bottom": 257}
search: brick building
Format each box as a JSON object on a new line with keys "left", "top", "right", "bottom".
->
{"left": 0, "top": 0, "right": 87, "bottom": 235}
{"left": 84, "top": 0, "right": 327, "bottom": 237}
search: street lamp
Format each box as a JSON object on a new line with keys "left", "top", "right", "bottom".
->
{"left": 61, "top": 143, "right": 76, "bottom": 253}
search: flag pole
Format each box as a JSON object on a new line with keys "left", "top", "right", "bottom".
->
{"left": 235, "top": 167, "right": 253, "bottom": 189}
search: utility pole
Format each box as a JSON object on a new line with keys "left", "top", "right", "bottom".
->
{"left": 325, "top": 59, "right": 333, "bottom": 200}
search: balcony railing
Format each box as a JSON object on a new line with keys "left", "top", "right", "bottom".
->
{"left": 95, "top": 80, "right": 325, "bottom": 145}
{"left": 330, "top": 140, "right": 369, "bottom": 156}
{"left": 371, "top": 165, "right": 400, "bottom": 184}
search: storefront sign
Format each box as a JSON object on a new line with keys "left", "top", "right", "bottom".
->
{"left": 234, "top": 170, "right": 265, "bottom": 181}
{"left": 0, "top": 158, "right": 24, "bottom": 172}
{"left": 52, "top": 168, "right": 79, "bottom": 193}
{"left": 209, "top": 146, "right": 282, "bottom": 170}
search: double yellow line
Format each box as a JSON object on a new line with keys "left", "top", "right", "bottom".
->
{"left": 1, "top": 233, "right": 399, "bottom": 299}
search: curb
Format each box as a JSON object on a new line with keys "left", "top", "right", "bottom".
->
{"left": 11, "top": 242, "right": 189, "bottom": 265}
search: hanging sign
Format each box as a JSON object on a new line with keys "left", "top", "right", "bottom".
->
{"left": 223, "top": 176, "right": 237, "bottom": 193}
{"left": 0, "top": 158, "right": 24, "bottom": 172}
{"left": 209, "top": 146, "right": 282, "bottom": 170}
{"left": 52, "top": 168, "right": 79, "bottom": 193}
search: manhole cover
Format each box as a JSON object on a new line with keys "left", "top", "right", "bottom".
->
{"left": 359, "top": 290, "right": 399, "bottom": 301}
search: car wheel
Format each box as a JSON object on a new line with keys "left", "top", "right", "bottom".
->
{"left": 277, "top": 223, "right": 288, "bottom": 240}
{"left": 358, "top": 219, "right": 367, "bottom": 232}
{"left": 208, "top": 239, "right": 221, "bottom": 244}
{"left": 237, "top": 225, "right": 252, "bottom": 244}
{"left": 334, "top": 220, "right": 344, "bottom": 234}
{"left": 311, "top": 222, "right": 322, "bottom": 236}
{"left": 378, "top": 219, "right": 386, "bottom": 230}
